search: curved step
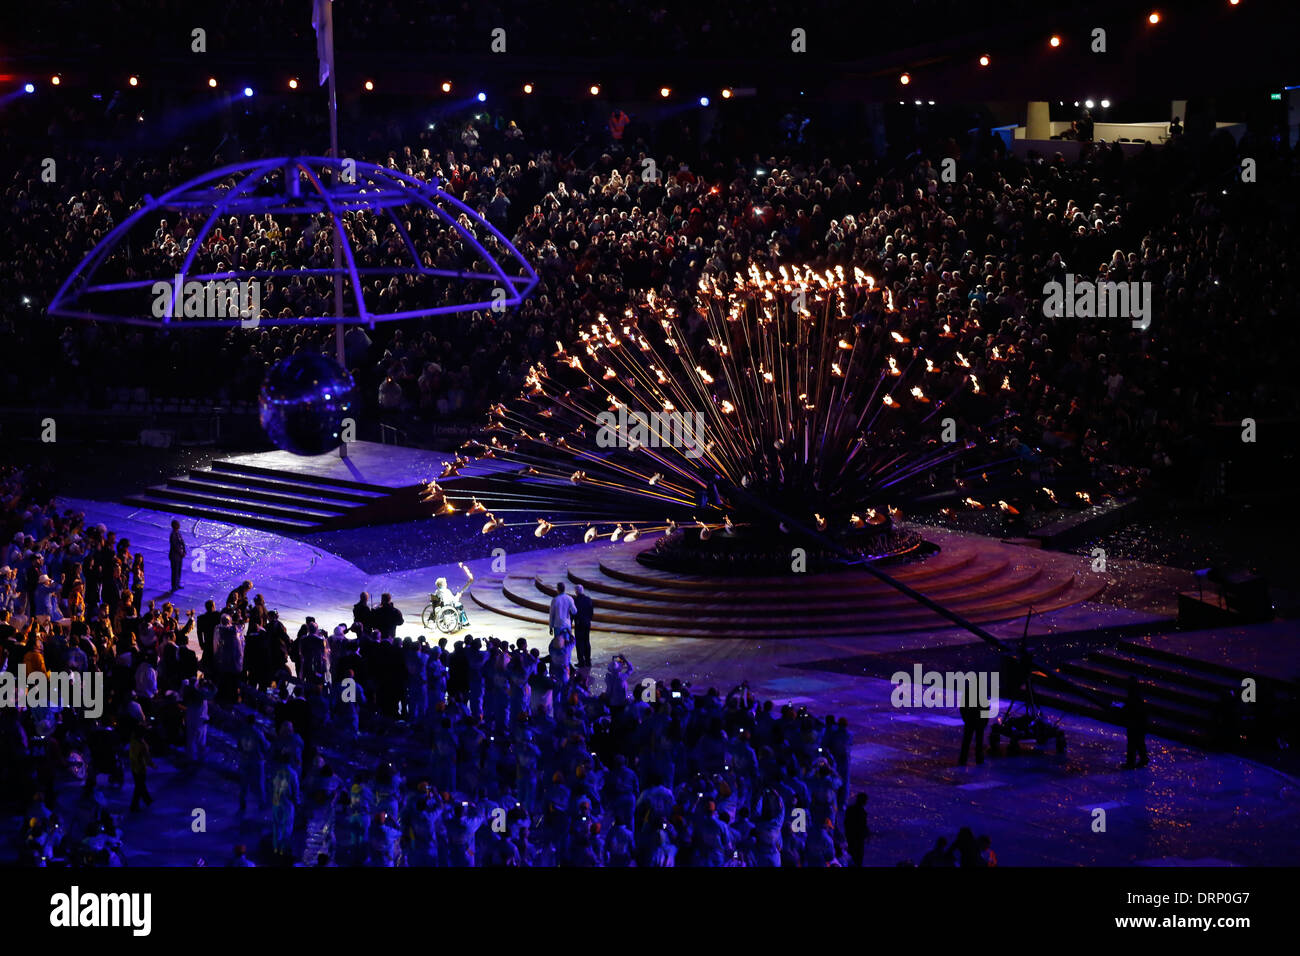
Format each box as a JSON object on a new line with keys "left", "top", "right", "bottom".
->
{"left": 495, "top": 572, "right": 1092, "bottom": 634}
{"left": 553, "top": 554, "right": 1029, "bottom": 606}
{"left": 469, "top": 575, "right": 1103, "bottom": 638}
{"left": 538, "top": 562, "right": 1045, "bottom": 614}
{"left": 595, "top": 547, "right": 981, "bottom": 592}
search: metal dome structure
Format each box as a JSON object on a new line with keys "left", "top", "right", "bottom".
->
{"left": 48, "top": 156, "right": 538, "bottom": 328}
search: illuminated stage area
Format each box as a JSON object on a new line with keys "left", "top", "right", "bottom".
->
{"left": 26, "top": 492, "right": 1298, "bottom": 867}
{"left": 6, "top": 0, "right": 1300, "bottom": 919}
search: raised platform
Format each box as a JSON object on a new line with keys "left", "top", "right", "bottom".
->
{"left": 1029, "top": 497, "right": 1143, "bottom": 549}
{"left": 122, "top": 441, "right": 510, "bottom": 533}
{"left": 468, "top": 532, "right": 1107, "bottom": 639}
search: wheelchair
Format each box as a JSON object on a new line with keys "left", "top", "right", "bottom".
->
{"left": 421, "top": 592, "right": 470, "bottom": 634}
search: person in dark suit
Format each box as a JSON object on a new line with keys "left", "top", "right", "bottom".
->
{"left": 168, "top": 519, "right": 186, "bottom": 591}
{"left": 353, "top": 591, "right": 374, "bottom": 631}
{"left": 1122, "top": 676, "right": 1150, "bottom": 769}
{"left": 573, "top": 584, "right": 595, "bottom": 668}
{"left": 196, "top": 600, "right": 221, "bottom": 676}
{"left": 175, "top": 632, "right": 200, "bottom": 684}
{"left": 958, "top": 701, "right": 988, "bottom": 766}
{"left": 372, "top": 593, "right": 404, "bottom": 640}
{"left": 844, "top": 792, "right": 870, "bottom": 866}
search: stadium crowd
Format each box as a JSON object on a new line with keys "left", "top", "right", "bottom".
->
{"left": 2, "top": 507, "right": 891, "bottom": 866}
{"left": 6, "top": 98, "right": 1298, "bottom": 494}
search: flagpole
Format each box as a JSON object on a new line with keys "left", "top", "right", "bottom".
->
{"left": 323, "top": 0, "right": 348, "bottom": 457}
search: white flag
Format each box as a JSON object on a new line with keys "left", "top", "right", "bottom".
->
{"left": 311, "top": 0, "right": 334, "bottom": 85}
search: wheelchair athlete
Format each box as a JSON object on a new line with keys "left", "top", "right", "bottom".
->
{"left": 429, "top": 576, "right": 470, "bottom": 633}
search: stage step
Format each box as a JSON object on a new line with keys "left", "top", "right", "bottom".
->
{"left": 143, "top": 484, "right": 351, "bottom": 522}
{"left": 1030, "top": 685, "right": 1207, "bottom": 745}
{"left": 182, "top": 470, "right": 387, "bottom": 504}
{"left": 124, "top": 448, "right": 418, "bottom": 532}
{"left": 123, "top": 493, "right": 321, "bottom": 533}
{"left": 1028, "top": 629, "right": 1299, "bottom": 747}
{"left": 209, "top": 459, "right": 392, "bottom": 493}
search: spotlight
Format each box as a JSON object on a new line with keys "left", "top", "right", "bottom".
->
{"left": 243, "top": 87, "right": 254, "bottom": 98}
{"left": 128, "top": 76, "right": 139, "bottom": 87}
{"left": 1085, "top": 99, "right": 1094, "bottom": 109}
{"left": 698, "top": 96, "right": 709, "bottom": 106}
{"left": 721, "top": 88, "right": 733, "bottom": 99}
{"left": 660, "top": 87, "right": 671, "bottom": 98}
{"left": 928, "top": 100, "right": 935, "bottom": 105}
{"left": 23, "top": 83, "right": 34, "bottom": 94}
{"left": 589, "top": 84, "right": 601, "bottom": 96}
{"left": 364, "top": 80, "right": 374, "bottom": 91}
{"left": 522, "top": 82, "right": 533, "bottom": 94}
{"left": 477, "top": 91, "right": 486, "bottom": 102}
{"left": 914, "top": 99, "right": 922, "bottom": 106}
{"left": 51, "top": 75, "right": 60, "bottom": 86}
{"left": 1049, "top": 35, "right": 1062, "bottom": 48}
{"left": 1148, "top": 11, "right": 1160, "bottom": 24}
{"left": 1100, "top": 99, "right": 1111, "bottom": 108}
{"left": 441, "top": 81, "right": 452, "bottom": 93}
{"left": 899, "top": 73, "right": 911, "bottom": 85}
{"left": 978, "top": 54, "right": 990, "bottom": 67}
{"left": 288, "top": 78, "right": 298, "bottom": 90}
{"left": 1229, "top": 0, "right": 1240, "bottom": 5}
{"left": 208, "top": 77, "right": 217, "bottom": 88}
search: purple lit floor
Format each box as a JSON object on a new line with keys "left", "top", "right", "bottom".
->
{"left": 36, "top": 497, "right": 1300, "bottom": 866}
